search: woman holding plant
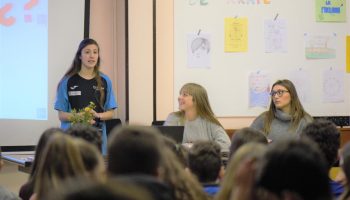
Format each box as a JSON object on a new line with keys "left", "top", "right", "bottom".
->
{"left": 54, "top": 38, "right": 117, "bottom": 155}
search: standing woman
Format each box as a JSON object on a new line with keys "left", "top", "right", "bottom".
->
{"left": 250, "top": 79, "right": 312, "bottom": 142}
{"left": 54, "top": 38, "right": 117, "bottom": 155}
{"left": 164, "top": 83, "right": 231, "bottom": 152}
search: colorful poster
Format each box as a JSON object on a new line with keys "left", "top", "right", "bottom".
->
{"left": 315, "top": 0, "right": 346, "bottom": 22}
{"left": 224, "top": 17, "right": 248, "bottom": 52}
{"left": 248, "top": 71, "right": 270, "bottom": 108}
{"left": 264, "top": 19, "right": 288, "bottom": 53}
{"left": 347, "top": 36, "right": 350, "bottom": 73}
{"left": 187, "top": 33, "right": 211, "bottom": 68}
{"left": 304, "top": 33, "right": 336, "bottom": 59}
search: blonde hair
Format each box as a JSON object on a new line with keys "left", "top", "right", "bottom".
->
{"left": 34, "top": 134, "right": 88, "bottom": 199}
{"left": 175, "top": 83, "right": 222, "bottom": 127}
{"left": 263, "top": 79, "right": 312, "bottom": 134}
{"left": 215, "top": 143, "right": 267, "bottom": 200}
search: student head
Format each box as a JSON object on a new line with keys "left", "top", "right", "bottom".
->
{"left": 264, "top": 79, "right": 310, "bottom": 133}
{"left": 30, "top": 127, "right": 64, "bottom": 178}
{"left": 301, "top": 119, "right": 340, "bottom": 170}
{"left": 216, "top": 143, "right": 267, "bottom": 200}
{"left": 229, "top": 127, "right": 268, "bottom": 159}
{"left": 177, "top": 83, "right": 221, "bottom": 126}
{"left": 73, "top": 138, "right": 105, "bottom": 182}
{"left": 34, "top": 134, "right": 87, "bottom": 199}
{"left": 158, "top": 145, "right": 209, "bottom": 200}
{"left": 188, "top": 140, "right": 222, "bottom": 183}
{"left": 107, "top": 125, "right": 163, "bottom": 176}
{"left": 66, "top": 123, "right": 102, "bottom": 151}
{"left": 256, "top": 139, "right": 332, "bottom": 200}
{"left": 161, "top": 136, "right": 189, "bottom": 168}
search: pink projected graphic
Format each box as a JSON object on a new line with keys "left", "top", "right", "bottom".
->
{"left": 0, "top": 0, "right": 41, "bottom": 26}
{"left": 0, "top": 3, "right": 15, "bottom": 26}
{"left": 24, "top": 0, "right": 38, "bottom": 10}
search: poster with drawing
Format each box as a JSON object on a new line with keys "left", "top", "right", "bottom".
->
{"left": 187, "top": 33, "right": 211, "bottom": 68}
{"left": 304, "top": 33, "right": 336, "bottom": 59}
{"left": 248, "top": 71, "right": 270, "bottom": 108}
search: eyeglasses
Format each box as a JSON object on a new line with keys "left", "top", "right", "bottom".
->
{"left": 270, "top": 90, "right": 289, "bottom": 97}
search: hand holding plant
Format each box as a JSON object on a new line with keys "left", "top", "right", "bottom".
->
{"left": 70, "top": 102, "right": 96, "bottom": 125}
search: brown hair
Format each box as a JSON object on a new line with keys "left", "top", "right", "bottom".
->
{"left": 263, "top": 79, "right": 311, "bottom": 134}
{"left": 60, "top": 38, "right": 105, "bottom": 108}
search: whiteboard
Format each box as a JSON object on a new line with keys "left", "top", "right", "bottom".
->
{"left": 174, "top": 0, "right": 350, "bottom": 117}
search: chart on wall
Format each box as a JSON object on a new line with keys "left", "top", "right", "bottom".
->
{"left": 174, "top": 0, "right": 350, "bottom": 117}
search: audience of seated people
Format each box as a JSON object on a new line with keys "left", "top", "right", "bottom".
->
{"left": 5, "top": 121, "right": 350, "bottom": 200}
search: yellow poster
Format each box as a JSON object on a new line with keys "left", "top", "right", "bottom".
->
{"left": 347, "top": 36, "right": 350, "bottom": 73}
{"left": 224, "top": 18, "right": 248, "bottom": 52}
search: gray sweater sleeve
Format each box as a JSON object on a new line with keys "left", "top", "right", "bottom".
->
{"left": 250, "top": 113, "right": 265, "bottom": 132}
{"left": 164, "top": 112, "right": 182, "bottom": 126}
{"left": 211, "top": 125, "right": 231, "bottom": 152}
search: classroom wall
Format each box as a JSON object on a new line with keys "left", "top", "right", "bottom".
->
{"left": 90, "top": 0, "right": 255, "bottom": 128}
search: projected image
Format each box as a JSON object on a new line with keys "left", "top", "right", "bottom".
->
{"left": 0, "top": 0, "right": 48, "bottom": 120}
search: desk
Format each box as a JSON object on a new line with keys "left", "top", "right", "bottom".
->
{"left": 2, "top": 153, "right": 34, "bottom": 174}
{"left": 225, "top": 127, "right": 350, "bottom": 147}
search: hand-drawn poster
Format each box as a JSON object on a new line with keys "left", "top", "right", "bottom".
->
{"left": 224, "top": 17, "right": 248, "bottom": 52}
{"left": 187, "top": 33, "right": 211, "bottom": 68}
{"left": 304, "top": 33, "right": 336, "bottom": 59}
{"left": 249, "top": 71, "right": 270, "bottom": 108}
{"left": 316, "top": 0, "right": 346, "bottom": 22}
{"left": 289, "top": 69, "right": 311, "bottom": 103}
{"left": 264, "top": 19, "right": 287, "bottom": 53}
{"left": 322, "top": 68, "right": 344, "bottom": 103}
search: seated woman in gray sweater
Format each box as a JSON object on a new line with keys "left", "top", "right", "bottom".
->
{"left": 250, "top": 79, "right": 313, "bottom": 142}
{"left": 164, "top": 83, "right": 231, "bottom": 152}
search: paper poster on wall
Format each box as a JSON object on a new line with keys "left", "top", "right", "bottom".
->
{"left": 304, "top": 33, "right": 336, "bottom": 59}
{"left": 224, "top": 17, "right": 248, "bottom": 52}
{"left": 187, "top": 33, "right": 211, "bottom": 68}
{"left": 315, "top": 0, "right": 346, "bottom": 22}
{"left": 248, "top": 71, "right": 270, "bottom": 108}
{"left": 347, "top": 36, "right": 350, "bottom": 73}
{"left": 322, "top": 68, "right": 344, "bottom": 103}
{"left": 289, "top": 69, "right": 311, "bottom": 103}
{"left": 264, "top": 19, "right": 287, "bottom": 53}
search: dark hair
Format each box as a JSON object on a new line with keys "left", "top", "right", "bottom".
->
{"left": 66, "top": 124, "right": 102, "bottom": 151}
{"left": 256, "top": 139, "right": 332, "bottom": 200}
{"left": 60, "top": 38, "right": 104, "bottom": 108}
{"left": 229, "top": 127, "right": 268, "bottom": 159}
{"left": 108, "top": 126, "right": 163, "bottom": 176}
{"left": 188, "top": 140, "right": 221, "bottom": 183}
{"left": 301, "top": 119, "right": 340, "bottom": 169}
{"left": 161, "top": 136, "right": 189, "bottom": 167}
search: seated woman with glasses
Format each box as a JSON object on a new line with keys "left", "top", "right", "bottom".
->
{"left": 250, "top": 79, "right": 313, "bottom": 142}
